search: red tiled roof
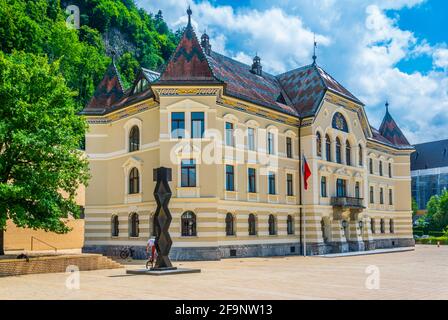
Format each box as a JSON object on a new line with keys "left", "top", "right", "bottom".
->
{"left": 84, "top": 62, "right": 124, "bottom": 113}
{"left": 208, "top": 51, "right": 298, "bottom": 116}
{"left": 158, "top": 22, "right": 218, "bottom": 83}
{"left": 379, "top": 109, "right": 411, "bottom": 147}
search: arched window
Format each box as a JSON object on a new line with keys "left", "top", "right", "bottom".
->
{"left": 346, "top": 141, "right": 351, "bottom": 166}
{"left": 321, "top": 177, "right": 327, "bottom": 197}
{"left": 355, "top": 181, "right": 360, "bottom": 199}
{"left": 335, "top": 138, "right": 342, "bottom": 164}
{"left": 129, "top": 213, "right": 139, "bottom": 237}
{"left": 358, "top": 145, "right": 363, "bottom": 166}
{"left": 181, "top": 211, "right": 196, "bottom": 237}
{"left": 248, "top": 214, "right": 257, "bottom": 236}
{"left": 268, "top": 214, "right": 276, "bottom": 235}
{"left": 332, "top": 112, "right": 349, "bottom": 132}
{"left": 371, "top": 218, "right": 376, "bottom": 234}
{"left": 225, "top": 213, "right": 235, "bottom": 236}
{"left": 325, "top": 134, "right": 331, "bottom": 162}
{"left": 111, "top": 215, "right": 119, "bottom": 237}
{"left": 316, "top": 132, "right": 322, "bottom": 157}
{"left": 129, "top": 168, "right": 140, "bottom": 194}
{"left": 321, "top": 219, "right": 328, "bottom": 242}
{"left": 287, "top": 215, "right": 294, "bottom": 235}
{"left": 380, "top": 219, "right": 385, "bottom": 234}
{"left": 129, "top": 126, "right": 140, "bottom": 152}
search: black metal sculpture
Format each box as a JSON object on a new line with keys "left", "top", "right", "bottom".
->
{"left": 152, "top": 167, "right": 176, "bottom": 270}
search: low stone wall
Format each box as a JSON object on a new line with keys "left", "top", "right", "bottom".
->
{"left": 0, "top": 254, "right": 122, "bottom": 277}
{"left": 85, "top": 242, "right": 301, "bottom": 261}
{"left": 84, "top": 238, "right": 415, "bottom": 261}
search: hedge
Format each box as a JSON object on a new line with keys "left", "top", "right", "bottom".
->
{"left": 415, "top": 237, "right": 448, "bottom": 245}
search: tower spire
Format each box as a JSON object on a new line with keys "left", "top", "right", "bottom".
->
{"left": 312, "top": 34, "right": 317, "bottom": 65}
{"left": 187, "top": 5, "right": 192, "bottom": 26}
{"left": 385, "top": 101, "right": 389, "bottom": 113}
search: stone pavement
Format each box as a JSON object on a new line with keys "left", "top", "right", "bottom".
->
{"left": 0, "top": 245, "right": 447, "bottom": 300}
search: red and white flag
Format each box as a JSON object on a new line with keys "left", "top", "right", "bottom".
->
{"left": 302, "top": 155, "right": 312, "bottom": 190}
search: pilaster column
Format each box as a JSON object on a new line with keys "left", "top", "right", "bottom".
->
{"left": 330, "top": 219, "right": 349, "bottom": 253}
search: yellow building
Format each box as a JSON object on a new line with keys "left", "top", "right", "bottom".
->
{"left": 81, "top": 11, "right": 414, "bottom": 259}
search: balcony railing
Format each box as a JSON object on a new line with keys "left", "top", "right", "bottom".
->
{"left": 331, "top": 196, "right": 365, "bottom": 209}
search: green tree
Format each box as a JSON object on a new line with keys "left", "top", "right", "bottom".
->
{"left": 117, "top": 52, "right": 140, "bottom": 89}
{"left": 434, "top": 190, "right": 448, "bottom": 229}
{"left": 0, "top": 51, "right": 89, "bottom": 255}
{"left": 412, "top": 197, "right": 418, "bottom": 217}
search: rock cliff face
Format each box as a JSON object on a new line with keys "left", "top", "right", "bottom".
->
{"left": 102, "top": 27, "right": 137, "bottom": 57}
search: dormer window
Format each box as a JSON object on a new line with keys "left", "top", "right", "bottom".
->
{"left": 133, "top": 78, "right": 149, "bottom": 94}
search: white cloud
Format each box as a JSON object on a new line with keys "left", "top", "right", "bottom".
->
{"left": 433, "top": 48, "right": 448, "bottom": 70}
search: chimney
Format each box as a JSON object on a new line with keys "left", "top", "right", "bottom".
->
{"left": 251, "top": 54, "right": 262, "bottom": 76}
{"left": 201, "top": 31, "right": 211, "bottom": 55}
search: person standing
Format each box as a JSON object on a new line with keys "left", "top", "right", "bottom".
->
{"left": 146, "top": 237, "right": 157, "bottom": 268}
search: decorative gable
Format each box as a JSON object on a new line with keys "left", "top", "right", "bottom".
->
{"left": 158, "top": 12, "right": 216, "bottom": 83}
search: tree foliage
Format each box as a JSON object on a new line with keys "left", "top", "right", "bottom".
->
{"left": 0, "top": 0, "right": 177, "bottom": 106}
{"left": 420, "top": 190, "right": 448, "bottom": 231}
{"left": 0, "top": 51, "right": 90, "bottom": 238}
{"left": 63, "top": 0, "right": 177, "bottom": 86}
{"left": 0, "top": 0, "right": 176, "bottom": 253}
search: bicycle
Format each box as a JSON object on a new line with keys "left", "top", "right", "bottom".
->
{"left": 145, "top": 252, "right": 157, "bottom": 269}
{"left": 119, "top": 246, "right": 135, "bottom": 260}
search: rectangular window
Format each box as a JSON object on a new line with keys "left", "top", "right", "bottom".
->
{"left": 191, "top": 112, "right": 205, "bottom": 138}
{"left": 268, "top": 132, "right": 275, "bottom": 155}
{"left": 370, "top": 186, "right": 374, "bottom": 203}
{"left": 225, "top": 165, "right": 234, "bottom": 191}
{"left": 389, "top": 163, "right": 392, "bottom": 178}
{"left": 380, "top": 188, "right": 384, "bottom": 204}
{"left": 226, "top": 122, "right": 234, "bottom": 146}
{"left": 336, "top": 179, "right": 346, "bottom": 197}
{"left": 389, "top": 189, "right": 393, "bottom": 205}
{"left": 181, "top": 159, "right": 196, "bottom": 187}
{"left": 287, "top": 173, "right": 293, "bottom": 196}
{"left": 369, "top": 158, "right": 373, "bottom": 174}
{"left": 321, "top": 177, "right": 327, "bottom": 197}
{"left": 171, "top": 112, "right": 185, "bottom": 139}
{"left": 248, "top": 128, "right": 255, "bottom": 151}
{"left": 248, "top": 168, "right": 256, "bottom": 193}
{"left": 355, "top": 182, "right": 360, "bottom": 199}
{"left": 286, "top": 137, "right": 292, "bottom": 158}
{"left": 268, "top": 172, "right": 276, "bottom": 195}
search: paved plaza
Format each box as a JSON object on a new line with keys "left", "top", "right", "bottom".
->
{"left": 0, "top": 245, "right": 447, "bottom": 300}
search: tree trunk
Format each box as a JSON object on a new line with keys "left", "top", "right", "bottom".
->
{"left": 0, "top": 228, "right": 4, "bottom": 255}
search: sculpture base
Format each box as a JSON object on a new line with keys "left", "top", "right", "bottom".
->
{"left": 126, "top": 268, "right": 201, "bottom": 276}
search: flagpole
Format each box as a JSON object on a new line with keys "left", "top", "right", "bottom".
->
{"left": 302, "top": 151, "right": 307, "bottom": 257}
{"left": 298, "top": 119, "right": 306, "bottom": 257}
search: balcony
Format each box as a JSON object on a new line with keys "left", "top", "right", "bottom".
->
{"left": 331, "top": 197, "right": 365, "bottom": 209}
